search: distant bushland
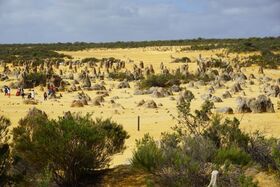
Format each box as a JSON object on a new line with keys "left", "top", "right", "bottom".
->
{"left": 0, "top": 37, "right": 279, "bottom": 64}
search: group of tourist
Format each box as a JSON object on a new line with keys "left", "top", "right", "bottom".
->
{"left": 2, "top": 86, "right": 50, "bottom": 100}
{"left": 2, "top": 84, "right": 60, "bottom": 101}
{"left": 15, "top": 87, "right": 35, "bottom": 99}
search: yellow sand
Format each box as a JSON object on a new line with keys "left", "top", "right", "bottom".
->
{"left": 0, "top": 46, "right": 279, "bottom": 186}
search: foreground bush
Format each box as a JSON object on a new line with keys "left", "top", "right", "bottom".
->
{"left": 0, "top": 115, "right": 11, "bottom": 186}
{"left": 131, "top": 133, "right": 209, "bottom": 187}
{"left": 215, "top": 147, "right": 251, "bottom": 166}
{"left": 132, "top": 98, "right": 279, "bottom": 186}
{"left": 131, "top": 134, "right": 162, "bottom": 172}
{"left": 0, "top": 116, "right": 23, "bottom": 186}
{"left": 12, "top": 109, "right": 129, "bottom": 186}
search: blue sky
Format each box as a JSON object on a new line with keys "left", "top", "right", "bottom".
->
{"left": 0, "top": 0, "right": 279, "bottom": 43}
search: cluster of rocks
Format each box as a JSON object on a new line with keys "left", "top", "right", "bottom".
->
{"left": 134, "top": 87, "right": 173, "bottom": 98}
{"left": 236, "top": 95, "right": 275, "bottom": 113}
{"left": 0, "top": 73, "right": 9, "bottom": 81}
{"left": 92, "top": 95, "right": 105, "bottom": 106}
{"left": 137, "top": 99, "right": 158, "bottom": 108}
{"left": 117, "top": 80, "right": 130, "bottom": 89}
{"left": 71, "top": 92, "right": 91, "bottom": 107}
{"left": 201, "top": 93, "right": 223, "bottom": 103}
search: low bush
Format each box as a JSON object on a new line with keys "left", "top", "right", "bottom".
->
{"left": 244, "top": 49, "right": 280, "bottom": 69}
{"left": 0, "top": 116, "right": 23, "bottom": 186}
{"left": 25, "top": 72, "right": 47, "bottom": 88}
{"left": 81, "top": 57, "right": 99, "bottom": 63}
{"left": 13, "top": 110, "right": 129, "bottom": 186}
{"left": 272, "top": 141, "right": 280, "bottom": 173}
{"left": 247, "top": 132, "right": 277, "bottom": 170}
{"left": 239, "top": 175, "right": 258, "bottom": 187}
{"left": 215, "top": 147, "right": 251, "bottom": 166}
{"left": 204, "top": 115, "right": 250, "bottom": 149}
{"left": 139, "top": 74, "right": 181, "bottom": 89}
{"left": 131, "top": 134, "right": 162, "bottom": 172}
{"left": 131, "top": 132, "right": 211, "bottom": 186}
{"left": 171, "top": 56, "right": 191, "bottom": 63}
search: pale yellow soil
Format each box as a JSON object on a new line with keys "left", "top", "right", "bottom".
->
{"left": 1, "top": 46, "right": 280, "bottom": 186}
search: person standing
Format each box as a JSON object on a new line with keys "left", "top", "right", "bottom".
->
{"left": 7, "top": 87, "right": 11, "bottom": 98}
{"left": 21, "top": 88, "right": 25, "bottom": 99}
{"left": 44, "top": 92, "right": 48, "bottom": 101}
{"left": 4, "top": 86, "right": 8, "bottom": 96}
{"left": 31, "top": 90, "right": 35, "bottom": 99}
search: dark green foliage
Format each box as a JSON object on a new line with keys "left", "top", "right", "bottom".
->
{"left": 139, "top": 74, "right": 180, "bottom": 89}
{"left": 25, "top": 72, "right": 47, "bottom": 87}
{"left": 0, "top": 116, "right": 23, "bottom": 186}
{"left": 187, "top": 37, "right": 280, "bottom": 53}
{"left": 272, "top": 141, "right": 280, "bottom": 173}
{"left": 13, "top": 110, "right": 129, "bottom": 187}
{"left": 215, "top": 147, "right": 251, "bottom": 166}
{"left": 204, "top": 115, "right": 250, "bottom": 149}
{"left": 176, "top": 99, "right": 214, "bottom": 136}
{"left": 244, "top": 49, "right": 280, "bottom": 68}
{"left": 0, "top": 116, "right": 10, "bottom": 143}
{"left": 131, "top": 133, "right": 209, "bottom": 187}
{"left": 131, "top": 100, "right": 218, "bottom": 186}
{"left": 195, "top": 100, "right": 214, "bottom": 121}
{"left": 81, "top": 57, "right": 99, "bottom": 63}
{"left": 247, "top": 132, "right": 278, "bottom": 170}
{"left": 0, "top": 144, "right": 17, "bottom": 186}
{"left": 220, "top": 171, "right": 259, "bottom": 187}
{"left": 0, "top": 45, "right": 71, "bottom": 63}
{"left": 239, "top": 175, "right": 258, "bottom": 187}
{"left": 171, "top": 56, "right": 191, "bottom": 63}
{"left": 131, "top": 134, "right": 162, "bottom": 172}
{"left": 156, "top": 146, "right": 205, "bottom": 187}
{"left": 131, "top": 97, "right": 280, "bottom": 186}
{"left": 1, "top": 37, "right": 279, "bottom": 64}
{"left": 209, "top": 57, "right": 228, "bottom": 68}
{"left": 0, "top": 116, "right": 10, "bottom": 186}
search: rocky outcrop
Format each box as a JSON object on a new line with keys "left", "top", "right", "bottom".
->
{"left": 236, "top": 95, "right": 275, "bottom": 113}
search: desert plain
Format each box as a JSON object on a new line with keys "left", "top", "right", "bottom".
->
{"left": 0, "top": 46, "right": 280, "bottom": 186}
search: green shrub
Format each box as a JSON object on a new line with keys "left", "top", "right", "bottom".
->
{"left": 239, "top": 175, "right": 258, "bottom": 187}
{"left": 209, "top": 57, "right": 228, "bottom": 68}
{"left": 13, "top": 110, "right": 129, "bottom": 186}
{"left": 215, "top": 147, "right": 251, "bottom": 166}
{"left": 220, "top": 170, "right": 259, "bottom": 187}
{"left": 272, "top": 141, "right": 280, "bottom": 173}
{"left": 157, "top": 148, "right": 203, "bottom": 187}
{"left": 0, "top": 116, "right": 24, "bottom": 186}
{"left": 246, "top": 132, "right": 277, "bottom": 170}
{"left": 204, "top": 115, "right": 250, "bottom": 149}
{"left": 81, "top": 57, "right": 99, "bottom": 63}
{"left": 176, "top": 99, "right": 214, "bottom": 136}
{"left": 244, "top": 49, "right": 280, "bottom": 69}
{"left": 171, "top": 57, "right": 191, "bottom": 63}
{"left": 182, "top": 136, "right": 216, "bottom": 163}
{"left": 131, "top": 134, "right": 162, "bottom": 172}
{"left": 25, "top": 72, "right": 47, "bottom": 88}
{"left": 0, "top": 116, "right": 11, "bottom": 186}
{"left": 139, "top": 74, "right": 180, "bottom": 89}
{"left": 132, "top": 133, "right": 212, "bottom": 186}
